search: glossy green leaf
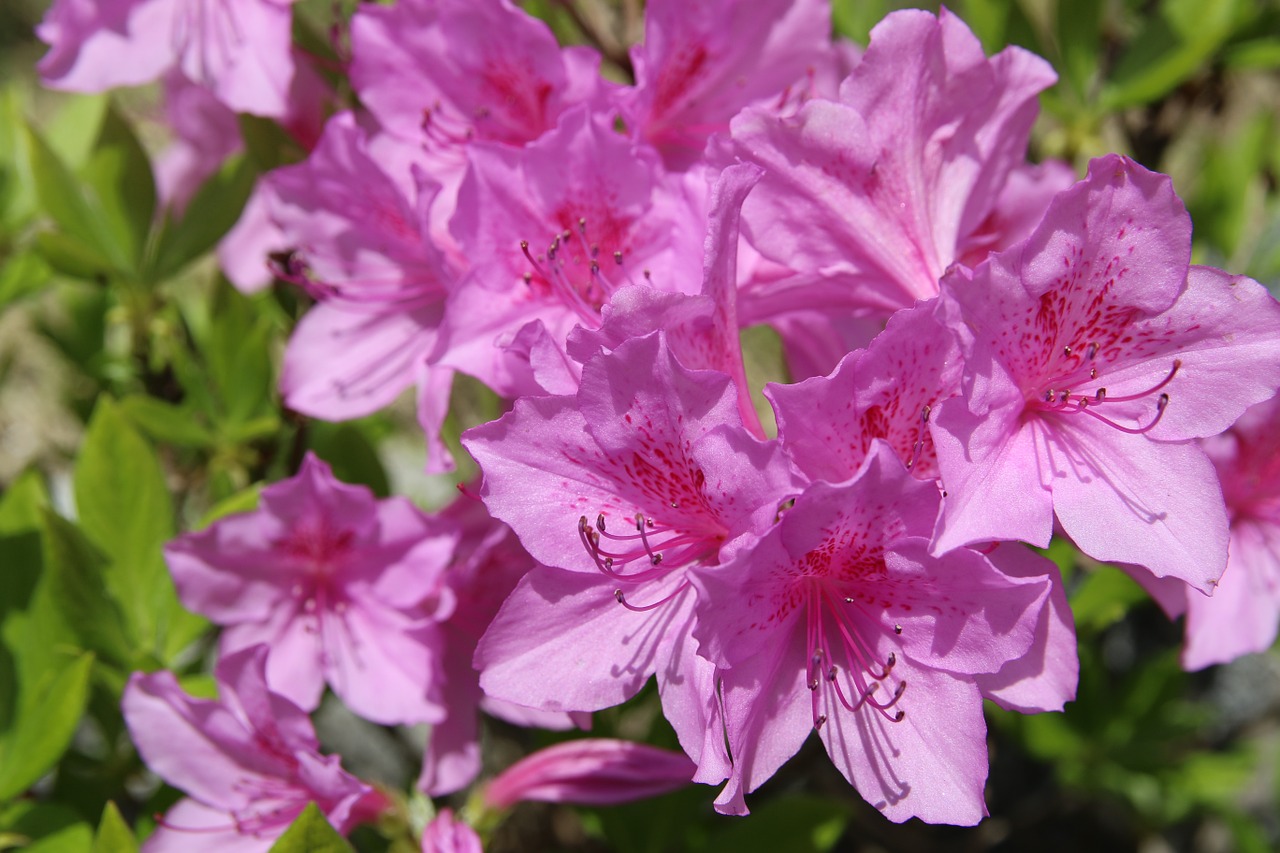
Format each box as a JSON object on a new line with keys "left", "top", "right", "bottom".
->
{"left": 74, "top": 397, "right": 207, "bottom": 663}
{"left": 81, "top": 105, "right": 156, "bottom": 274}
{"left": 267, "top": 803, "right": 354, "bottom": 853}
{"left": 1056, "top": 0, "right": 1102, "bottom": 100}
{"left": 91, "top": 802, "right": 138, "bottom": 853}
{"left": 0, "top": 651, "right": 93, "bottom": 801}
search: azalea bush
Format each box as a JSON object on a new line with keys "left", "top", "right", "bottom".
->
{"left": 2, "top": 0, "right": 1280, "bottom": 850}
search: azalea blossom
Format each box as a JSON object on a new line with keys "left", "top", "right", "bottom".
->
{"left": 727, "top": 8, "right": 1060, "bottom": 321}
{"left": 482, "top": 739, "right": 695, "bottom": 810}
{"left": 418, "top": 496, "right": 580, "bottom": 797}
{"left": 931, "top": 154, "right": 1280, "bottom": 590}
{"left": 1139, "top": 395, "right": 1280, "bottom": 669}
{"left": 442, "top": 106, "right": 706, "bottom": 397}
{"left": 165, "top": 453, "right": 458, "bottom": 724}
{"left": 691, "top": 443, "right": 1054, "bottom": 821}
{"left": 467, "top": 332, "right": 801, "bottom": 781}
{"left": 123, "top": 645, "right": 387, "bottom": 852}
{"left": 37, "top": 0, "right": 300, "bottom": 117}
{"left": 617, "top": 0, "right": 832, "bottom": 168}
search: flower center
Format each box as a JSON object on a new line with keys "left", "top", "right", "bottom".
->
{"left": 520, "top": 215, "right": 646, "bottom": 324}
{"left": 1027, "top": 341, "right": 1180, "bottom": 435}
{"left": 805, "top": 583, "right": 906, "bottom": 731}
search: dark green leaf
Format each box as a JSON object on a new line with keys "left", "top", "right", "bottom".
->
{"left": 1056, "top": 0, "right": 1103, "bottom": 100}
{"left": 308, "top": 422, "right": 391, "bottom": 498}
{"left": 712, "top": 795, "right": 849, "bottom": 853}
{"left": 0, "top": 801, "right": 93, "bottom": 853}
{"left": 38, "top": 509, "right": 133, "bottom": 668}
{"left": 91, "top": 802, "right": 138, "bottom": 853}
{"left": 267, "top": 803, "right": 354, "bottom": 853}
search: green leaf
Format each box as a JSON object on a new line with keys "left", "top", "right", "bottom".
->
{"left": 38, "top": 510, "right": 133, "bottom": 669}
{"left": 118, "top": 395, "right": 216, "bottom": 448}
{"left": 42, "top": 93, "right": 109, "bottom": 170}
{"left": 0, "top": 801, "right": 93, "bottom": 853}
{"left": 1068, "top": 564, "right": 1149, "bottom": 632}
{"left": 203, "top": 286, "right": 278, "bottom": 425}
{"left": 1100, "top": 0, "right": 1242, "bottom": 111}
{"left": 82, "top": 105, "right": 156, "bottom": 274}
{"left": 0, "top": 248, "right": 54, "bottom": 310}
{"left": 91, "top": 802, "right": 138, "bottom": 853}
{"left": 200, "top": 484, "right": 263, "bottom": 527}
{"left": 0, "top": 651, "right": 94, "bottom": 801}
{"left": 1056, "top": 0, "right": 1103, "bottom": 100}
{"left": 268, "top": 803, "right": 354, "bottom": 853}
{"left": 712, "top": 795, "right": 850, "bottom": 853}
{"left": 23, "top": 122, "right": 125, "bottom": 274}
{"left": 74, "top": 397, "right": 207, "bottom": 663}
{"left": 308, "top": 422, "right": 391, "bottom": 498}
{"left": 152, "top": 154, "right": 258, "bottom": 281}
{"left": 239, "top": 114, "right": 305, "bottom": 171}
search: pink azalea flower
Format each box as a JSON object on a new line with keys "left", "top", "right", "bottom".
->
{"left": 618, "top": 0, "right": 832, "bottom": 168}
{"left": 566, "top": 162, "right": 767, "bottom": 436}
{"left": 441, "top": 107, "right": 706, "bottom": 397}
{"left": 766, "top": 299, "right": 963, "bottom": 483}
{"left": 1141, "top": 396, "right": 1280, "bottom": 669}
{"left": 123, "top": 645, "right": 387, "bottom": 852}
{"left": 164, "top": 453, "right": 459, "bottom": 725}
{"left": 350, "top": 0, "right": 608, "bottom": 162}
{"left": 226, "top": 113, "right": 460, "bottom": 469}
{"left": 418, "top": 496, "right": 580, "bottom": 797}
{"left": 931, "top": 155, "right": 1280, "bottom": 590}
{"left": 482, "top": 739, "right": 694, "bottom": 809}
{"left": 422, "top": 809, "right": 483, "bottom": 853}
{"left": 691, "top": 443, "right": 1054, "bottom": 821}
{"left": 154, "top": 71, "right": 242, "bottom": 215}
{"left": 728, "top": 9, "right": 1057, "bottom": 318}
{"left": 37, "top": 0, "right": 300, "bottom": 118}
{"left": 466, "top": 332, "right": 801, "bottom": 781}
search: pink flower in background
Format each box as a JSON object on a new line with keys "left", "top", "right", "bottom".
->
{"left": 422, "top": 809, "right": 483, "bottom": 853}
{"left": 931, "top": 155, "right": 1280, "bottom": 591}
{"left": 692, "top": 444, "right": 1054, "bottom": 821}
{"left": 418, "top": 496, "right": 580, "bottom": 797}
{"left": 482, "top": 739, "right": 695, "bottom": 809}
{"left": 728, "top": 9, "right": 1059, "bottom": 318}
{"left": 618, "top": 0, "right": 832, "bottom": 168}
{"left": 165, "top": 453, "right": 459, "bottom": 725}
{"left": 123, "top": 645, "right": 387, "bottom": 852}
{"left": 37, "top": 0, "right": 300, "bottom": 117}
{"left": 350, "top": 0, "right": 608, "bottom": 162}
{"left": 442, "top": 107, "right": 706, "bottom": 397}
{"left": 1142, "top": 396, "right": 1280, "bottom": 669}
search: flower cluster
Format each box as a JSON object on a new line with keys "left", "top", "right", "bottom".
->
{"left": 36, "top": 0, "right": 1280, "bottom": 847}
